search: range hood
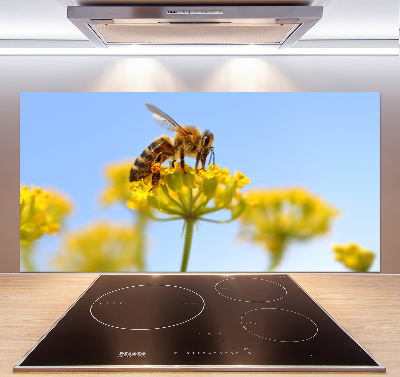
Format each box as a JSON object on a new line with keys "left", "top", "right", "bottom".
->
{"left": 67, "top": 5, "right": 322, "bottom": 49}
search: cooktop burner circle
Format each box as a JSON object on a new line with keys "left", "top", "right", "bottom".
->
{"left": 215, "top": 277, "right": 287, "bottom": 302}
{"left": 241, "top": 307, "right": 318, "bottom": 343}
{"left": 90, "top": 284, "right": 205, "bottom": 331}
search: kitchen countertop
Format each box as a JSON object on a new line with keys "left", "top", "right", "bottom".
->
{"left": 1, "top": 273, "right": 399, "bottom": 376}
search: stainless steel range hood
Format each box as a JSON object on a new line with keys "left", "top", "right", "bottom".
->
{"left": 67, "top": 5, "right": 322, "bottom": 48}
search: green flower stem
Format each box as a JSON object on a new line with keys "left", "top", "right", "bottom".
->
{"left": 180, "top": 218, "right": 195, "bottom": 272}
{"left": 195, "top": 205, "right": 224, "bottom": 216}
{"left": 21, "top": 243, "right": 35, "bottom": 272}
{"left": 268, "top": 245, "right": 284, "bottom": 271}
{"left": 147, "top": 213, "right": 182, "bottom": 221}
{"left": 192, "top": 188, "right": 203, "bottom": 205}
{"left": 136, "top": 210, "right": 147, "bottom": 271}
{"left": 20, "top": 202, "right": 25, "bottom": 219}
{"left": 160, "top": 186, "right": 185, "bottom": 210}
{"left": 26, "top": 196, "right": 36, "bottom": 223}
{"left": 158, "top": 207, "right": 185, "bottom": 216}
{"left": 193, "top": 198, "right": 213, "bottom": 215}
{"left": 189, "top": 187, "right": 193, "bottom": 208}
{"left": 177, "top": 192, "right": 188, "bottom": 212}
{"left": 199, "top": 217, "right": 237, "bottom": 224}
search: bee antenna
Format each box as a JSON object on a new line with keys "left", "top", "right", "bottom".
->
{"left": 208, "top": 147, "right": 215, "bottom": 165}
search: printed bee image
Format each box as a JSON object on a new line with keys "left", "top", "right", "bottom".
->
{"left": 130, "top": 103, "right": 215, "bottom": 191}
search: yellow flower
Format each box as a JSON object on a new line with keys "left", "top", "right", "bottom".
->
{"left": 20, "top": 185, "right": 41, "bottom": 204}
{"left": 53, "top": 222, "right": 145, "bottom": 272}
{"left": 128, "top": 162, "right": 250, "bottom": 271}
{"left": 128, "top": 162, "right": 250, "bottom": 221}
{"left": 239, "top": 187, "right": 338, "bottom": 270}
{"left": 100, "top": 160, "right": 154, "bottom": 212}
{"left": 20, "top": 185, "right": 72, "bottom": 244}
{"left": 100, "top": 160, "right": 133, "bottom": 203}
{"left": 332, "top": 243, "right": 375, "bottom": 272}
{"left": 234, "top": 171, "right": 251, "bottom": 188}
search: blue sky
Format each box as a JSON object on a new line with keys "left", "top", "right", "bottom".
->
{"left": 20, "top": 92, "right": 380, "bottom": 272}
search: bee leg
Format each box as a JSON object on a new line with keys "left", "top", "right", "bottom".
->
{"left": 149, "top": 169, "right": 160, "bottom": 192}
{"left": 200, "top": 152, "right": 207, "bottom": 171}
{"left": 195, "top": 152, "right": 201, "bottom": 172}
{"left": 149, "top": 153, "right": 162, "bottom": 192}
{"left": 180, "top": 148, "right": 187, "bottom": 174}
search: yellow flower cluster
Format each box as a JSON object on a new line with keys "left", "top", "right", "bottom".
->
{"left": 100, "top": 161, "right": 144, "bottom": 207}
{"left": 20, "top": 186, "right": 72, "bottom": 244}
{"left": 239, "top": 187, "right": 338, "bottom": 270}
{"left": 100, "top": 160, "right": 152, "bottom": 211}
{"left": 54, "top": 222, "right": 145, "bottom": 272}
{"left": 332, "top": 243, "right": 375, "bottom": 272}
{"left": 128, "top": 162, "right": 250, "bottom": 272}
{"left": 128, "top": 162, "right": 250, "bottom": 221}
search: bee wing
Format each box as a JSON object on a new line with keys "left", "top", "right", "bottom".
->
{"left": 145, "top": 103, "right": 188, "bottom": 136}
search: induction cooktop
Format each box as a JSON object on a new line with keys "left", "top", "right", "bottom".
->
{"left": 14, "top": 274, "right": 385, "bottom": 372}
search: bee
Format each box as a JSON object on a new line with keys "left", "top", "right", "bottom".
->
{"left": 130, "top": 103, "right": 215, "bottom": 191}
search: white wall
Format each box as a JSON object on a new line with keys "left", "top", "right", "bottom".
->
{"left": 2, "top": 54, "right": 399, "bottom": 272}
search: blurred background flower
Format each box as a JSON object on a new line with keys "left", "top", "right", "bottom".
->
{"left": 53, "top": 222, "right": 144, "bottom": 271}
{"left": 20, "top": 185, "right": 72, "bottom": 271}
{"left": 98, "top": 159, "right": 148, "bottom": 270}
{"left": 100, "top": 161, "right": 135, "bottom": 206}
{"left": 332, "top": 243, "right": 375, "bottom": 272}
{"left": 239, "top": 187, "right": 338, "bottom": 270}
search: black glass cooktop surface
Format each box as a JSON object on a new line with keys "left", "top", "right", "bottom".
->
{"left": 14, "top": 274, "right": 384, "bottom": 372}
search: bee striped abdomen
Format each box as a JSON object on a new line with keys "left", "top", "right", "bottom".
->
{"left": 129, "top": 147, "right": 154, "bottom": 182}
{"left": 129, "top": 136, "right": 174, "bottom": 182}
